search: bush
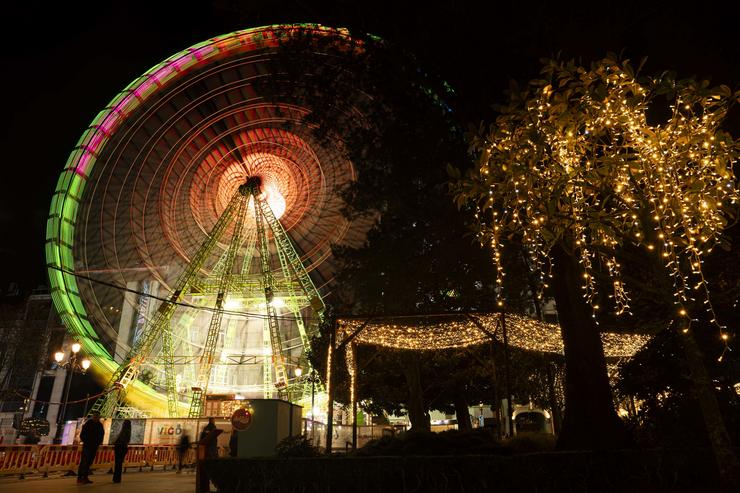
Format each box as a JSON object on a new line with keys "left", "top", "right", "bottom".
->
{"left": 352, "top": 428, "right": 511, "bottom": 456}
{"left": 203, "top": 448, "right": 724, "bottom": 492}
{"left": 502, "top": 433, "right": 556, "bottom": 453}
{"left": 275, "top": 434, "right": 321, "bottom": 457}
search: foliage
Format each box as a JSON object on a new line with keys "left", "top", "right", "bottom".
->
{"left": 205, "top": 449, "right": 723, "bottom": 493}
{"left": 276, "top": 29, "right": 500, "bottom": 427}
{"left": 272, "top": 30, "right": 498, "bottom": 315}
{"left": 451, "top": 56, "right": 740, "bottom": 340}
{"left": 502, "top": 433, "right": 557, "bottom": 452}
{"left": 507, "top": 349, "right": 564, "bottom": 414}
{"left": 275, "top": 434, "right": 321, "bottom": 458}
{"left": 352, "top": 428, "right": 508, "bottom": 456}
{"left": 352, "top": 428, "right": 556, "bottom": 456}
{"left": 617, "top": 327, "right": 740, "bottom": 447}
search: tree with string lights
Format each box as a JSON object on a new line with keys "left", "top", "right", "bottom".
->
{"left": 452, "top": 56, "right": 739, "bottom": 482}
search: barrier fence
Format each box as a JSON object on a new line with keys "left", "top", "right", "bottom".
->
{"left": 1, "top": 422, "right": 398, "bottom": 478}
{"left": 0, "top": 444, "right": 203, "bottom": 478}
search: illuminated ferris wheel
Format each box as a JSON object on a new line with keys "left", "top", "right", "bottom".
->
{"left": 45, "top": 25, "right": 372, "bottom": 417}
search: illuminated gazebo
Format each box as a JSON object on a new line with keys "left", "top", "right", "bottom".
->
{"left": 326, "top": 312, "right": 650, "bottom": 448}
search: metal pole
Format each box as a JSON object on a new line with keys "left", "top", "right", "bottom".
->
{"left": 500, "top": 312, "right": 513, "bottom": 437}
{"left": 490, "top": 340, "right": 501, "bottom": 440}
{"left": 325, "top": 325, "right": 335, "bottom": 455}
{"left": 60, "top": 354, "right": 76, "bottom": 424}
{"left": 310, "top": 372, "right": 316, "bottom": 444}
{"left": 352, "top": 385, "right": 357, "bottom": 450}
{"left": 55, "top": 353, "right": 75, "bottom": 443}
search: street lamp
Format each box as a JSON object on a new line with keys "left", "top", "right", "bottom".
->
{"left": 295, "top": 368, "right": 318, "bottom": 443}
{"left": 52, "top": 343, "right": 90, "bottom": 444}
{"left": 294, "top": 367, "right": 320, "bottom": 437}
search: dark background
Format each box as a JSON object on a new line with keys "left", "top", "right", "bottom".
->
{"left": 1, "top": 0, "right": 738, "bottom": 293}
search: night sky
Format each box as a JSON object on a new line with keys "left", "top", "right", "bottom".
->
{"left": 1, "top": 1, "right": 738, "bottom": 293}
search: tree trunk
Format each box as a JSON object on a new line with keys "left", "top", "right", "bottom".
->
{"left": 551, "top": 245, "right": 629, "bottom": 449}
{"left": 682, "top": 330, "right": 740, "bottom": 489}
{"left": 403, "top": 355, "right": 430, "bottom": 432}
{"left": 545, "top": 359, "right": 561, "bottom": 435}
{"left": 454, "top": 390, "right": 472, "bottom": 431}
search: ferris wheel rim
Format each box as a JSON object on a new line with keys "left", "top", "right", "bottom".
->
{"left": 46, "top": 23, "right": 360, "bottom": 413}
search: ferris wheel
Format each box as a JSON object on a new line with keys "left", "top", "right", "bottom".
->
{"left": 45, "top": 25, "right": 372, "bottom": 417}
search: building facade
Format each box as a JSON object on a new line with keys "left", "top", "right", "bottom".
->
{"left": 0, "top": 288, "right": 71, "bottom": 444}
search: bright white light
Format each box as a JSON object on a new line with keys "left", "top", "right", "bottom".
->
{"left": 264, "top": 185, "right": 286, "bottom": 219}
{"left": 262, "top": 347, "right": 272, "bottom": 356}
{"left": 224, "top": 298, "right": 242, "bottom": 310}
{"left": 81, "top": 359, "right": 91, "bottom": 370}
{"left": 258, "top": 297, "right": 286, "bottom": 309}
{"left": 54, "top": 351, "right": 64, "bottom": 363}
{"left": 71, "top": 343, "right": 81, "bottom": 354}
{"left": 294, "top": 367, "right": 303, "bottom": 377}
{"left": 234, "top": 394, "right": 245, "bottom": 400}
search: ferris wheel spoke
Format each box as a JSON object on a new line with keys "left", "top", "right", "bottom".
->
{"left": 188, "top": 189, "right": 249, "bottom": 418}
{"left": 48, "top": 26, "right": 372, "bottom": 416}
{"left": 89, "top": 188, "right": 245, "bottom": 417}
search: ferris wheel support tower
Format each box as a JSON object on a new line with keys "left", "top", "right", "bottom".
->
{"left": 90, "top": 178, "right": 325, "bottom": 418}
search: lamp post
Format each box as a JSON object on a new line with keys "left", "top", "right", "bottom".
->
{"left": 294, "top": 367, "right": 320, "bottom": 442}
{"left": 293, "top": 367, "right": 303, "bottom": 432}
{"left": 308, "top": 369, "right": 319, "bottom": 443}
{"left": 52, "top": 342, "right": 90, "bottom": 444}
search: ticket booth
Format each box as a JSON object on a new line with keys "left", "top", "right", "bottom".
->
{"left": 232, "top": 399, "right": 302, "bottom": 457}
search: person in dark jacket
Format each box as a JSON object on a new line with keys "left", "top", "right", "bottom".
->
{"left": 198, "top": 418, "right": 223, "bottom": 493}
{"left": 228, "top": 431, "right": 238, "bottom": 457}
{"left": 177, "top": 432, "right": 191, "bottom": 473}
{"left": 199, "top": 417, "right": 221, "bottom": 459}
{"left": 77, "top": 411, "right": 104, "bottom": 484}
{"left": 112, "top": 420, "right": 131, "bottom": 483}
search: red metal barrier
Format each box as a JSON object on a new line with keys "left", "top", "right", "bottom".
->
{"left": 0, "top": 445, "right": 40, "bottom": 477}
{"left": 0, "top": 444, "right": 198, "bottom": 478}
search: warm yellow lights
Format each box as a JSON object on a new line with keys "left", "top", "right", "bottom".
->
{"left": 337, "top": 313, "right": 649, "bottom": 358}
{"left": 457, "top": 57, "right": 738, "bottom": 359}
{"left": 71, "top": 342, "right": 81, "bottom": 354}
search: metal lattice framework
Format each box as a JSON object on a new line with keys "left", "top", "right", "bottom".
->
{"left": 46, "top": 25, "right": 373, "bottom": 417}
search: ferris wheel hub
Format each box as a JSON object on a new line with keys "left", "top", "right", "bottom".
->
{"left": 242, "top": 176, "right": 262, "bottom": 196}
{"left": 47, "top": 25, "right": 367, "bottom": 417}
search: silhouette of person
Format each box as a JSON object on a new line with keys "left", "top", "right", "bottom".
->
{"left": 177, "top": 432, "right": 191, "bottom": 472}
{"left": 77, "top": 411, "right": 104, "bottom": 484}
{"left": 112, "top": 420, "right": 131, "bottom": 483}
{"left": 199, "top": 417, "right": 221, "bottom": 459}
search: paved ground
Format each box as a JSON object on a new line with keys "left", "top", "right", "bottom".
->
{"left": 0, "top": 469, "right": 196, "bottom": 493}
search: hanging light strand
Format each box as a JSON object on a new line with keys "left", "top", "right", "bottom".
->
{"left": 464, "top": 59, "right": 738, "bottom": 360}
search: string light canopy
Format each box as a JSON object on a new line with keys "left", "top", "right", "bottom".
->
{"left": 329, "top": 311, "right": 647, "bottom": 447}
{"left": 453, "top": 57, "right": 739, "bottom": 360}
{"left": 337, "top": 313, "right": 650, "bottom": 358}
